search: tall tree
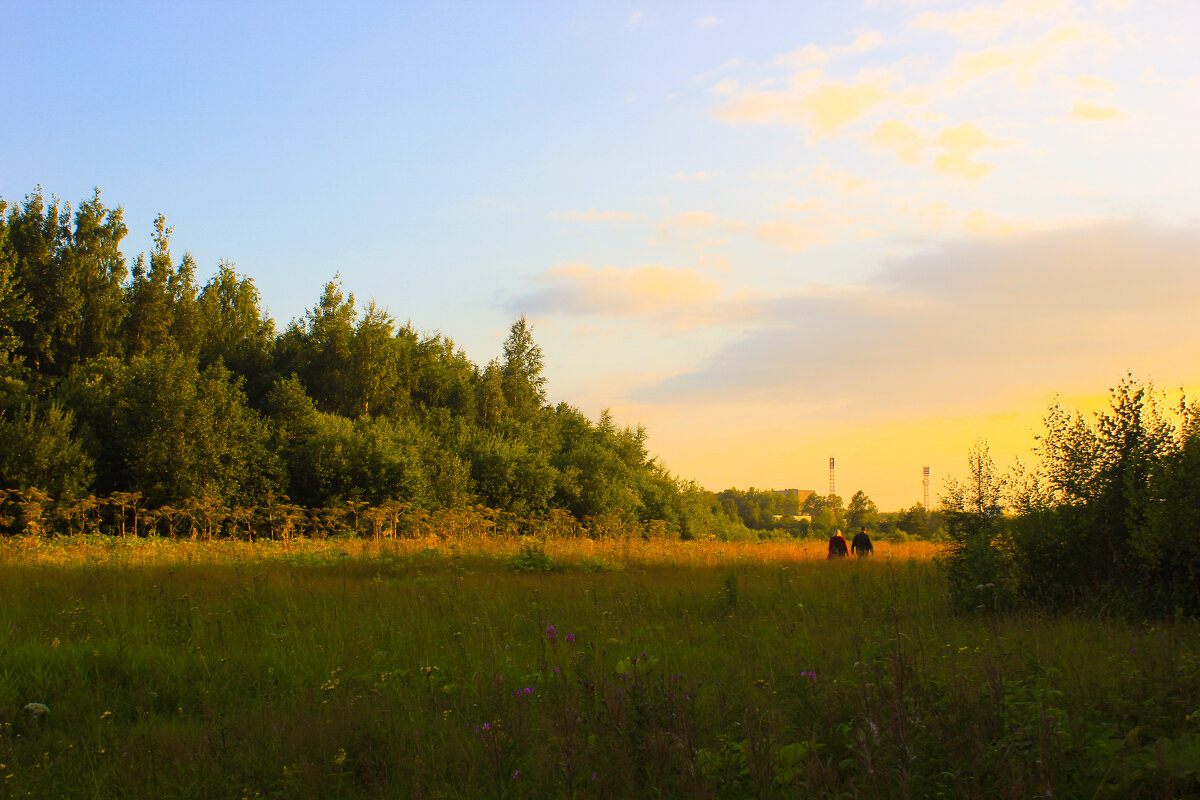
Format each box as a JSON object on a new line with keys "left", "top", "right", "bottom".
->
{"left": 846, "top": 490, "right": 879, "bottom": 529}
{"left": 280, "top": 277, "right": 357, "bottom": 415}
{"left": 500, "top": 315, "right": 546, "bottom": 422}
{"left": 0, "top": 200, "right": 34, "bottom": 372}
{"left": 196, "top": 260, "right": 275, "bottom": 400}
{"left": 9, "top": 189, "right": 128, "bottom": 373}
{"left": 124, "top": 214, "right": 200, "bottom": 357}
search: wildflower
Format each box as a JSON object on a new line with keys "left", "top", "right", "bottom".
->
{"left": 545, "top": 624, "right": 557, "bottom": 643}
{"left": 511, "top": 769, "right": 520, "bottom": 779}
{"left": 754, "top": 679, "right": 769, "bottom": 688}
{"left": 332, "top": 748, "right": 347, "bottom": 765}
{"left": 565, "top": 633, "right": 576, "bottom": 643}
{"left": 800, "top": 671, "right": 817, "bottom": 680}
{"left": 23, "top": 703, "right": 49, "bottom": 717}
{"left": 100, "top": 710, "right": 113, "bottom": 720}
{"left": 523, "top": 687, "right": 533, "bottom": 694}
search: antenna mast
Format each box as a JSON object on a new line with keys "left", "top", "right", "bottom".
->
{"left": 828, "top": 457, "right": 836, "bottom": 500}
{"left": 922, "top": 466, "right": 931, "bottom": 511}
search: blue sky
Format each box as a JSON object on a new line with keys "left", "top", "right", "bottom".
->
{"left": 4, "top": 0, "right": 1199, "bottom": 508}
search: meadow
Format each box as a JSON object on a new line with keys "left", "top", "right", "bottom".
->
{"left": 0, "top": 533, "right": 1197, "bottom": 799}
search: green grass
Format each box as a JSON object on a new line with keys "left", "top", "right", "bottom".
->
{"left": 0, "top": 540, "right": 1197, "bottom": 798}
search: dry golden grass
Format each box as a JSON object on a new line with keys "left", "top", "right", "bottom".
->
{"left": 0, "top": 532, "right": 939, "bottom": 568}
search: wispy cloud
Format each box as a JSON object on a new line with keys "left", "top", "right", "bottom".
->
{"left": 695, "top": 15, "right": 720, "bottom": 30}
{"left": 633, "top": 221, "right": 1200, "bottom": 413}
{"left": 1067, "top": 100, "right": 1127, "bottom": 121}
{"left": 507, "top": 263, "right": 758, "bottom": 328}
{"left": 910, "top": 0, "right": 1071, "bottom": 40}
{"left": 656, "top": 211, "right": 745, "bottom": 239}
{"left": 717, "top": 70, "right": 910, "bottom": 139}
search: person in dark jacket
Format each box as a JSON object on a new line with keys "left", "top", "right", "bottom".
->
{"left": 851, "top": 526, "right": 874, "bottom": 557}
{"left": 827, "top": 529, "right": 849, "bottom": 559}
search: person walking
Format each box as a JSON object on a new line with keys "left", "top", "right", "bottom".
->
{"left": 851, "top": 526, "right": 874, "bottom": 557}
{"left": 827, "top": 529, "right": 849, "bottom": 559}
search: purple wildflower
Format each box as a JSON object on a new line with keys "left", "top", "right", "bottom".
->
{"left": 512, "top": 769, "right": 520, "bottom": 779}
{"left": 565, "top": 633, "right": 576, "bottom": 643}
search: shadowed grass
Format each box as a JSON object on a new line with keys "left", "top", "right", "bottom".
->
{"left": 0, "top": 536, "right": 1195, "bottom": 798}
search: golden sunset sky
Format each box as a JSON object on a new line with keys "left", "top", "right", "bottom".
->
{"left": 4, "top": 0, "right": 1198, "bottom": 508}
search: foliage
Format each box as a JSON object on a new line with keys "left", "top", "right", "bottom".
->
{"left": 942, "top": 376, "right": 1200, "bottom": 618}
{"left": 939, "top": 440, "right": 1016, "bottom": 612}
{"left": 0, "top": 186, "right": 725, "bottom": 539}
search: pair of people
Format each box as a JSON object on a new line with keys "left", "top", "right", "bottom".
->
{"left": 827, "top": 526, "right": 873, "bottom": 558}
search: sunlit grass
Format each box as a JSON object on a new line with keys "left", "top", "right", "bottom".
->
{"left": 0, "top": 534, "right": 1194, "bottom": 798}
{"left": 0, "top": 531, "right": 939, "bottom": 569}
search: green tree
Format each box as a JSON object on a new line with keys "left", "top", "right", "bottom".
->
{"left": 500, "top": 315, "right": 546, "bottom": 422}
{"left": 941, "top": 440, "right": 1014, "bottom": 611}
{"left": 0, "top": 400, "right": 94, "bottom": 500}
{"left": 123, "top": 214, "right": 202, "bottom": 358}
{"left": 195, "top": 260, "right": 275, "bottom": 399}
{"left": 846, "top": 490, "right": 879, "bottom": 530}
{"left": 275, "top": 277, "right": 357, "bottom": 416}
{"left": 347, "top": 301, "right": 400, "bottom": 417}
{"left": 8, "top": 188, "right": 128, "bottom": 374}
{"left": 107, "top": 351, "right": 278, "bottom": 505}
{"left": 0, "top": 200, "right": 33, "bottom": 374}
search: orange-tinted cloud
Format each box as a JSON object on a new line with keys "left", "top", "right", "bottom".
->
{"left": 1067, "top": 100, "right": 1127, "bottom": 121}
{"left": 508, "top": 263, "right": 757, "bottom": 328}
{"left": 932, "top": 123, "right": 1009, "bottom": 179}
{"left": 868, "top": 119, "right": 925, "bottom": 163}
{"left": 633, "top": 221, "right": 1200, "bottom": 420}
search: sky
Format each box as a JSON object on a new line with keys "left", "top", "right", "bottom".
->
{"left": 3, "top": 0, "right": 1199, "bottom": 509}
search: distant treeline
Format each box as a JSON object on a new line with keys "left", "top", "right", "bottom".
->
{"left": 716, "top": 487, "right": 943, "bottom": 541}
{"left": 0, "top": 187, "right": 761, "bottom": 539}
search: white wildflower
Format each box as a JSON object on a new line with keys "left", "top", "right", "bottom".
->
{"left": 24, "top": 702, "right": 50, "bottom": 717}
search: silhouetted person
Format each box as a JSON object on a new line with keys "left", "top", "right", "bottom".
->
{"left": 827, "top": 529, "right": 849, "bottom": 559}
{"left": 852, "top": 526, "right": 874, "bottom": 557}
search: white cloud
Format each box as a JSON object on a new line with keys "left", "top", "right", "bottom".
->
{"left": 695, "top": 15, "right": 720, "bottom": 30}
{"left": 656, "top": 211, "right": 746, "bottom": 239}
{"left": 775, "top": 44, "right": 830, "bottom": 69}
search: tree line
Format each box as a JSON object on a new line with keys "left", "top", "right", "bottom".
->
{"left": 715, "top": 487, "right": 943, "bottom": 541}
{"left": 0, "top": 187, "right": 757, "bottom": 540}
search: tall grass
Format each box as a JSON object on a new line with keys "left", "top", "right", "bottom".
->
{"left": 0, "top": 536, "right": 1195, "bottom": 798}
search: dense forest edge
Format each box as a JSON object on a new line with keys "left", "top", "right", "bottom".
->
{"left": 0, "top": 187, "right": 774, "bottom": 542}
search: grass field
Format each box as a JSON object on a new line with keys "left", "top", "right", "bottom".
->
{"left": 0, "top": 534, "right": 1196, "bottom": 798}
